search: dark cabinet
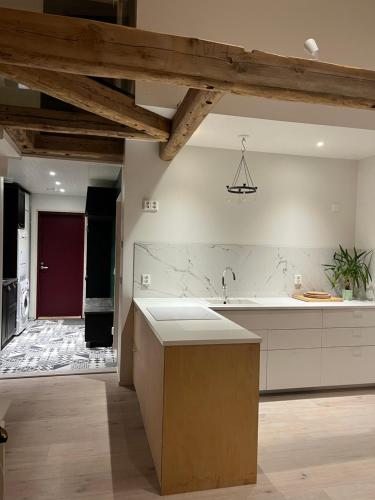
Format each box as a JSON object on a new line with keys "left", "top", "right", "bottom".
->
{"left": 84, "top": 187, "right": 118, "bottom": 347}
{"left": 3, "top": 183, "right": 26, "bottom": 279}
{"left": 86, "top": 217, "right": 114, "bottom": 298}
{"left": 1, "top": 279, "right": 17, "bottom": 348}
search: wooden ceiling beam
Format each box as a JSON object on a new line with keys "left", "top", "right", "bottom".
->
{"left": 160, "top": 89, "right": 223, "bottom": 161}
{"left": 32, "top": 134, "right": 124, "bottom": 163}
{"left": 0, "top": 63, "right": 170, "bottom": 141}
{"left": 0, "top": 104, "right": 158, "bottom": 141}
{"left": 6, "top": 128, "right": 35, "bottom": 151}
{"left": 6, "top": 129, "right": 124, "bottom": 163}
{"left": 2, "top": 8, "right": 375, "bottom": 110}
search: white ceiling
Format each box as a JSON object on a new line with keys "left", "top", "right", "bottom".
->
{"left": 7, "top": 156, "right": 121, "bottom": 196}
{"left": 187, "top": 114, "right": 375, "bottom": 160}
{"left": 146, "top": 107, "right": 375, "bottom": 160}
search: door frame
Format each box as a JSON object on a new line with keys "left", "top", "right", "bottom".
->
{"left": 36, "top": 210, "right": 86, "bottom": 319}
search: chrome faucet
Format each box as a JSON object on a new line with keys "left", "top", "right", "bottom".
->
{"left": 222, "top": 267, "right": 236, "bottom": 304}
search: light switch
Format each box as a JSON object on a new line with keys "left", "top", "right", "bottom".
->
{"left": 141, "top": 274, "right": 151, "bottom": 287}
{"left": 143, "top": 200, "right": 159, "bottom": 212}
{"left": 294, "top": 274, "right": 302, "bottom": 286}
{"left": 331, "top": 203, "right": 341, "bottom": 213}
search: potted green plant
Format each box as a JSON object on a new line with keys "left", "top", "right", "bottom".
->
{"left": 323, "top": 246, "right": 373, "bottom": 300}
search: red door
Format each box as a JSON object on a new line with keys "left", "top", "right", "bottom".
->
{"left": 37, "top": 212, "right": 85, "bottom": 318}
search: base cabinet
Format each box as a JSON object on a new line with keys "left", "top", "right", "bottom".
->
{"left": 267, "top": 348, "right": 321, "bottom": 390}
{"left": 218, "top": 308, "right": 375, "bottom": 391}
{"left": 134, "top": 306, "right": 260, "bottom": 495}
{"left": 321, "top": 346, "right": 375, "bottom": 386}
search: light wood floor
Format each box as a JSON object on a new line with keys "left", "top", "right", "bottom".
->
{"left": 1, "top": 373, "right": 375, "bottom": 499}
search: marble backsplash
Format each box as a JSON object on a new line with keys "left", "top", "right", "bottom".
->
{"left": 133, "top": 242, "right": 337, "bottom": 298}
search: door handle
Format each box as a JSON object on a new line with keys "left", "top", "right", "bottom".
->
{"left": 40, "top": 263, "right": 49, "bottom": 270}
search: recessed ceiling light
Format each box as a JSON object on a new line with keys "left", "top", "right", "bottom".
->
{"left": 59, "top": 188, "right": 65, "bottom": 193}
{"left": 316, "top": 141, "right": 325, "bottom": 147}
{"left": 55, "top": 181, "right": 61, "bottom": 186}
{"left": 49, "top": 171, "right": 56, "bottom": 176}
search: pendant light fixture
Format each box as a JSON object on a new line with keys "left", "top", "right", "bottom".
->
{"left": 226, "top": 135, "right": 258, "bottom": 195}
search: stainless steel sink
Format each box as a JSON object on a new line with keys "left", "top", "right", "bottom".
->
{"left": 207, "top": 298, "right": 259, "bottom": 306}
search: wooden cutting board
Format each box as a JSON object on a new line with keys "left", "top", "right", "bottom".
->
{"left": 293, "top": 294, "right": 343, "bottom": 302}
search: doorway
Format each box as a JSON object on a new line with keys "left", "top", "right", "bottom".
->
{"left": 36, "top": 212, "right": 85, "bottom": 318}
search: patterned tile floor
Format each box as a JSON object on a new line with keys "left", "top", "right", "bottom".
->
{"left": 0, "top": 319, "right": 117, "bottom": 376}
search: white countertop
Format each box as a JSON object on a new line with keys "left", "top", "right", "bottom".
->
{"left": 134, "top": 296, "right": 375, "bottom": 347}
{"left": 134, "top": 298, "right": 261, "bottom": 346}
{"left": 205, "top": 296, "right": 375, "bottom": 310}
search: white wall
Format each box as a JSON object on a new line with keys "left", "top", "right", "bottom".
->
{"left": 119, "top": 142, "right": 358, "bottom": 383}
{"left": 355, "top": 156, "right": 375, "bottom": 250}
{"left": 29, "top": 194, "right": 86, "bottom": 319}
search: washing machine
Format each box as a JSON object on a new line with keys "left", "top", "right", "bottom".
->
{"left": 16, "top": 193, "right": 30, "bottom": 335}
{"left": 17, "top": 279, "right": 30, "bottom": 335}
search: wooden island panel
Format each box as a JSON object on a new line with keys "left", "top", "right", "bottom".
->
{"left": 162, "top": 343, "right": 260, "bottom": 495}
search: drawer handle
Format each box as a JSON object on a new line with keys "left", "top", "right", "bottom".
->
{"left": 353, "top": 311, "right": 363, "bottom": 318}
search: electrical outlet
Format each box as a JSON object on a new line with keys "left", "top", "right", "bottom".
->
{"left": 294, "top": 274, "right": 302, "bottom": 286}
{"left": 141, "top": 274, "right": 151, "bottom": 287}
{"left": 143, "top": 200, "right": 159, "bottom": 212}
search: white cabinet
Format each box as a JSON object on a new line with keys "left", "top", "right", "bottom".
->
{"left": 267, "top": 349, "right": 321, "bottom": 390}
{"left": 268, "top": 329, "right": 322, "bottom": 350}
{"left": 218, "top": 306, "right": 375, "bottom": 391}
{"left": 222, "top": 309, "right": 322, "bottom": 330}
{"left": 323, "top": 309, "right": 375, "bottom": 328}
{"left": 322, "top": 327, "right": 375, "bottom": 347}
{"left": 321, "top": 346, "right": 375, "bottom": 386}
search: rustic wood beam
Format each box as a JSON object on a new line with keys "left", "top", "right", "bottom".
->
{"left": 160, "top": 89, "right": 223, "bottom": 161}
{"left": 32, "top": 134, "right": 124, "bottom": 163}
{"left": 2, "top": 8, "right": 375, "bottom": 110}
{"left": 0, "top": 104, "right": 158, "bottom": 141}
{"left": 0, "top": 63, "right": 170, "bottom": 141}
{"left": 6, "top": 129, "right": 124, "bottom": 163}
{"left": 6, "top": 128, "right": 35, "bottom": 151}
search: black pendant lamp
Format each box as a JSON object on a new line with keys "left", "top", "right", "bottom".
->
{"left": 226, "top": 136, "right": 258, "bottom": 195}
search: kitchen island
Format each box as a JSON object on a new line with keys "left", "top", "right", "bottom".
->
{"left": 133, "top": 298, "right": 261, "bottom": 495}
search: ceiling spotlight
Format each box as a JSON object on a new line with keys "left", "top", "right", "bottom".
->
{"left": 316, "top": 141, "right": 324, "bottom": 147}
{"left": 55, "top": 181, "right": 61, "bottom": 185}
{"left": 49, "top": 171, "right": 56, "bottom": 176}
{"left": 304, "top": 38, "right": 319, "bottom": 59}
{"left": 59, "top": 188, "right": 65, "bottom": 193}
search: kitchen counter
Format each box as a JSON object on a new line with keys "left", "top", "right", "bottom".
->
{"left": 133, "top": 298, "right": 261, "bottom": 346}
{"left": 205, "top": 296, "right": 375, "bottom": 310}
{"left": 133, "top": 296, "right": 375, "bottom": 346}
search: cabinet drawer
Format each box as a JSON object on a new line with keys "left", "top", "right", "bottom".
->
{"left": 321, "top": 346, "right": 375, "bottom": 386}
{"left": 221, "top": 309, "right": 322, "bottom": 331}
{"left": 323, "top": 309, "right": 375, "bottom": 328}
{"left": 268, "top": 329, "right": 322, "bottom": 350}
{"left": 260, "top": 351, "right": 267, "bottom": 391}
{"left": 267, "top": 349, "right": 321, "bottom": 390}
{"left": 322, "top": 327, "right": 375, "bottom": 347}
